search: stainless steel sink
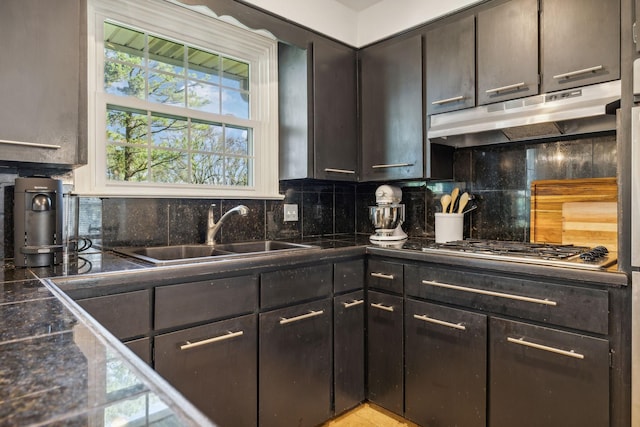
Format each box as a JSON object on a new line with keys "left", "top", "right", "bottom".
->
{"left": 114, "top": 241, "right": 317, "bottom": 266}
{"left": 213, "top": 240, "right": 313, "bottom": 253}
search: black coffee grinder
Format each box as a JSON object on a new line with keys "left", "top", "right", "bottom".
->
{"left": 13, "top": 177, "right": 64, "bottom": 267}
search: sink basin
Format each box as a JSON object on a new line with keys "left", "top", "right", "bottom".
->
{"left": 114, "top": 241, "right": 317, "bottom": 266}
{"left": 213, "top": 240, "right": 314, "bottom": 253}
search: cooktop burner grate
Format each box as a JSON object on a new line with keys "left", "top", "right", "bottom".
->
{"left": 420, "top": 239, "right": 616, "bottom": 270}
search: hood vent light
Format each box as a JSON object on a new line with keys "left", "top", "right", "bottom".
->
{"left": 428, "top": 80, "right": 620, "bottom": 147}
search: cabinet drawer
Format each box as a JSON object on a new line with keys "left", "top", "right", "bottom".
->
{"left": 490, "top": 317, "right": 609, "bottom": 427}
{"left": 261, "top": 264, "right": 332, "bottom": 309}
{"left": 155, "top": 275, "right": 258, "bottom": 330}
{"left": 77, "top": 289, "right": 150, "bottom": 340}
{"left": 367, "top": 259, "right": 403, "bottom": 294}
{"left": 405, "top": 264, "right": 608, "bottom": 334}
{"left": 334, "top": 259, "right": 365, "bottom": 293}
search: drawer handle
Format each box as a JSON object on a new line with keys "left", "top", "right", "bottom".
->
{"left": 485, "top": 81, "right": 526, "bottom": 94}
{"left": 371, "top": 272, "right": 394, "bottom": 280}
{"left": 0, "top": 138, "right": 61, "bottom": 149}
{"left": 343, "top": 299, "right": 364, "bottom": 308}
{"left": 413, "top": 314, "right": 466, "bottom": 331}
{"left": 279, "top": 310, "right": 324, "bottom": 325}
{"left": 180, "top": 330, "right": 244, "bottom": 350}
{"left": 432, "top": 95, "right": 465, "bottom": 105}
{"left": 421, "top": 280, "right": 557, "bottom": 306}
{"left": 507, "top": 337, "right": 585, "bottom": 360}
{"left": 371, "top": 302, "right": 394, "bottom": 312}
{"left": 553, "top": 65, "right": 604, "bottom": 80}
{"left": 371, "top": 163, "right": 413, "bottom": 169}
{"left": 324, "top": 168, "right": 356, "bottom": 174}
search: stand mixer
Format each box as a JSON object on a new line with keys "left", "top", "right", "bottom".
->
{"left": 369, "top": 185, "right": 407, "bottom": 242}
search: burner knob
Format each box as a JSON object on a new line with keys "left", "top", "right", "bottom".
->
{"left": 580, "top": 252, "right": 596, "bottom": 262}
{"left": 592, "top": 246, "right": 609, "bottom": 256}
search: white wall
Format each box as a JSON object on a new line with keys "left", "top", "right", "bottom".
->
{"left": 241, "top": 0, "right": 483, "bottom": 46}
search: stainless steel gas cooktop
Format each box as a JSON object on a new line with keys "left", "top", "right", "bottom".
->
{"left": 419, "top": 239, "right": 617, "bottom": 270}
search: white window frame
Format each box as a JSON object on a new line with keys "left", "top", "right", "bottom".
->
{"left": 75, "top": 0, "right": 281, "bottom": 199}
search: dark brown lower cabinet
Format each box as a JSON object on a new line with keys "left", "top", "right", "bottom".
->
{"left": 404, "top": 299, "right": 487, "bottom": 427}
{"left": 489, "top": 317, "right": 610, "bottom": 427}
{"left": 259, "top": 299, "right": 332, "bottom": 427}
{"left": 367, "top": 291, "right": 403, "bottom": 415}
{"left": 155, "top": 314, "right": 257, "bottom": 427}
{"left": 77, "top": 289, "right": 151, "bottom": 341}
{"left": 334, "top": 290, "right": 365, "bottom": 414}
{"left": 124, "top": 337, "right": 151, "bottom": 365}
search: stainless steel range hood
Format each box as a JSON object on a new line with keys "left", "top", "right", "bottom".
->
{"left": 428, "top": 80, "right": 620, "bottom": 147}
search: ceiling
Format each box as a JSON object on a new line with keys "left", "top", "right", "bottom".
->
{"left": 334, "top": 0, "right": 384, "bottom": 12}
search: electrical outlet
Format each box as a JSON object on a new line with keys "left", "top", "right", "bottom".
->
{"left": 284, "top": 203, "right": 298, "bottom": 222}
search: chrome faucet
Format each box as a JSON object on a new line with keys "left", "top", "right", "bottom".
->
{"left": 206, "top": 204, "right": 249, "bottom": 245}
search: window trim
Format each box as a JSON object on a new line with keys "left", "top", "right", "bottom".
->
{"left": 76, "top": 0, "right": 282, "bottom": 199}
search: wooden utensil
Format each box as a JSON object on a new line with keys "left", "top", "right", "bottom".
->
{"left": 449, "top": 187, "right": 460, "bottom": 213}
{"left": 440, "top": 194, "right": 452, "bottom": 213}
{"left": 457, "top": 192, "right": 470, "bottom": 214}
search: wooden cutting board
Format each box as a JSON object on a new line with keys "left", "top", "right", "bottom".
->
{"left": 561, "top": 202, "right": 618, "bottom": 251}
{"left": 530, "top": 177, "right": 617, "bottom": 244}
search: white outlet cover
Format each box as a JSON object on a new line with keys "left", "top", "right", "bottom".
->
{"left": 284, "top": 203, "right": 299, "bottom": 222}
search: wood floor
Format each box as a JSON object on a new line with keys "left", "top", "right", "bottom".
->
{"left": 323, "top": 403, "right": 419, "bottom": 427}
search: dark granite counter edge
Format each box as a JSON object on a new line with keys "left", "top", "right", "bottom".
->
{"left": 366, "top": 246, "right": 629, "bottom": 287}
{"left": 41, "top": 278, "right": 217, "bottom": 427}
{"left": 54, "top": 246, "right": 368, "bottom": 298}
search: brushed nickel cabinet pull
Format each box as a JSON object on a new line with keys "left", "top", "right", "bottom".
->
{"left": 180, "top": 330, "right": 244, "bottom": 350}
{"left": 279, "top": 310, "right": 324, "bottom": 325}
{"left": 324, "top": 168, "right": 356, "bottom": 174}
{"left": 485, "top": 82, "right": 526, "bottom": 94}
{"left": 343, "top": 299, "right": 364, "bottom": 308}
{"left": 371, "top": 272, "right": 394, "bottom": 280}
{"left": 432, "top": 95, "right": 465, "bottom": 105}
{"left": 0, "top": 139, "right": 61, "bottom": 149}
{"left": 553, "top": 65, "right": 604, "bottom": 80}
{"left": 421, "top": 280, "right": 557, "bottom": 306}
{"left": 413, "top": 314, "right": 466, "bottom": 331}
{"left": 507, "top": 337, "right": 585, "bottom": 359}
{"left": 371, "top": 302, "right": 394, "bottom": 312}
{"left": 371, "top": 163, "right": 413, "bottom": 169}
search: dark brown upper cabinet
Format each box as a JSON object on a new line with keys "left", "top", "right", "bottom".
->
{"left": 360, "top": 34, "right": 424, "bottom": 181}
{"left": 0, "top": 0, "right": 86, "bottom": 168}
{"left": 477, "top": 0, "right": 539, "bottom": 105}
{"left": 540, "top": 0, "right": 620, "bottom": 93}
{"left": 426, "top": 15, "right": 476, "bottom": 115}
{"left": 279, "top": 40, "right": 358, "bottom": 181}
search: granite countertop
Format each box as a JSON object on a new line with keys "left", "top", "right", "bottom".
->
{"left": 0, "top": 234, "right": 629, "bottom": 426}
{"left": 0, "top": 276, "right": 214, "bottom": 427}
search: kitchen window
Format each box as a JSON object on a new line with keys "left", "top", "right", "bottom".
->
{"left": 76, "top": 0, "right": 280, "bottom": 198}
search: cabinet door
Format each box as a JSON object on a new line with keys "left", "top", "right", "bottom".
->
{"left": 541, "top": 0, "right": 620, "bottom": 93}
{"left": 360, "top": 35, "right": 424, "bottom": 181}
{"left": 0, "top": 0, "right": 85, "bottom": 166}
{"left": 124, "top": 337, "right": 151, "bottom": 365}
{"left": 259, "top": 299, "right": 332, "bottom": 427}
{"left": 367, "top": 291, "right": 403, "bottom": 415}
{"left": 426, "top": 15, "right": 475, "bottom": 115}
{"left": 77, "top": 290, "right": 151, "bottom": 341}
{"left": 313, "top": 39, "right": 358, "bottom": 181}
{"left": 334, "top": 291, "right": 365, "bottom": 414}
{"left": 155, "top": 314, "right": 257, "bottom": 427}
{"left": 490, "top": 317, "right": 609, "bottom": 427}
{"left": 477, "top": 0, "right": 539, "bottom": 104}
{"left": 405, "top": 299, "right": 487, "bottom": 427}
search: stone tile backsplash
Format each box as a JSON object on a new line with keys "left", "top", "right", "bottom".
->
{"left": 1, "top": 133, "right": 617, "bottom": 258}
